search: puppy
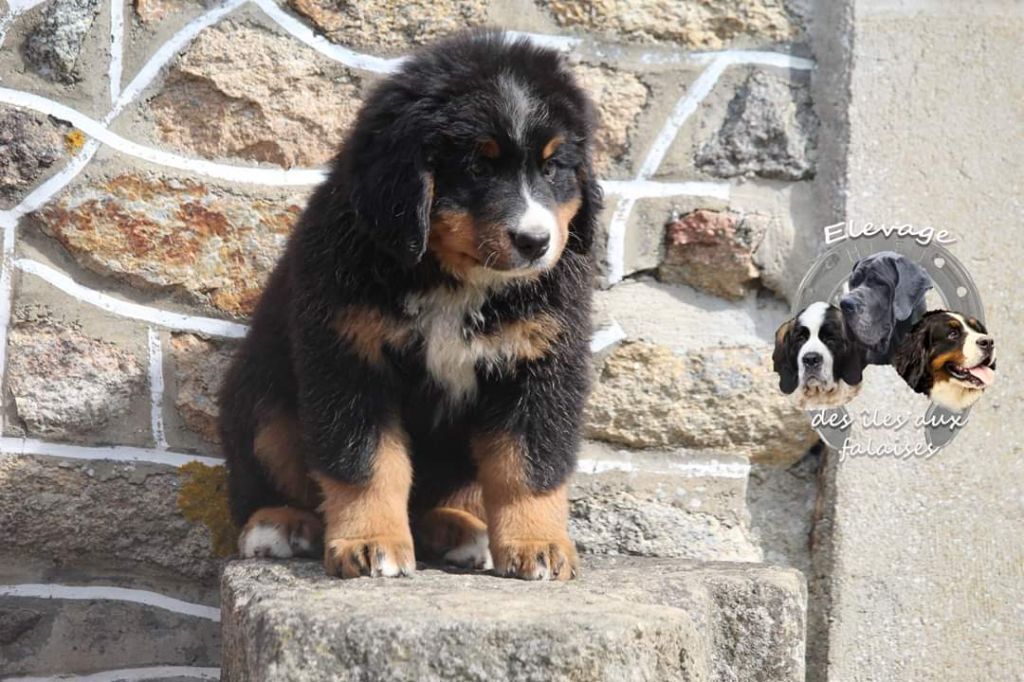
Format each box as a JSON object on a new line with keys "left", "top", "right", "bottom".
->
{"left": 218, "top": 31, "right": 602, "bottom": 581}
{"left": 773, "top": 301, "right": 866, "bottom": 409}
{"left": 840, "top": 251, "right": 932, "bottom": 364}
{"left": 892, "top": 311, "right": 996, "bottom": 411}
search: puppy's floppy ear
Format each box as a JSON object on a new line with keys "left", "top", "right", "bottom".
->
{"left": 892, "top": 322, "right": 932, "bottom": 394}
{"left": 892, "top": 257, "right": 932, "bottom": 322}
{"left": 347, "top": 92, "right": 434, "bottom": 266}
{"left": 772, "top": 318, "right": 799, "bottom": 395}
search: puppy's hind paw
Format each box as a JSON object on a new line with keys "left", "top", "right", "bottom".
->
{"left": 238, "top": 507, "right": 323, "bottom": 559}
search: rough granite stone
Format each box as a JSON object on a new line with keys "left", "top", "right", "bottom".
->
{"left": 0, "top": 597, "right": 220, "bottom": 677}
{"left": 133, "top": 0, "right": 201, "bottom": 24}
{"left": 0, "top": 106, "right": 67, "bottom": 208}
{"left": 584, "top": 341, "right": 816, "bottom": 463}
{"left": 170, "top": 333, "right": 235, "bottom": 444}
{"left": 288, "top": 0, "right": 488, "bottom": 54}
{"left": 539, "top": 0, "right": 799, "bottom": 50}
{"left": 149, "top": 21, "right": 363, "bottom": 168}
{"left": 572, "top": 64, "right": 649, "bottom": 172}
{"left": 33, "top": 174, "right": 304, "bottom": 318}
{"left": 5, "top": 320, "right": 146, "bottom": 438}
{"left": 658, "top": 209, "right": 761, "bottom": 300}
{"left": 22, "top": 0, "right": 100, "bottom": 83}
{"left": 696, "top": 71, "right": 818, "bottom": 181}
{"left": 0, "top": 455, "right": 221, "bottom": 580}
{"left": 221, "top": 558, "right": 805, "bottom": 682}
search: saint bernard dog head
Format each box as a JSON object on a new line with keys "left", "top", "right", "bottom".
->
{"left": 892, "top": 310, "right": 996, "bottom": 412}
{"left": 773, "top": 301, "right": 867, "bottom": 409}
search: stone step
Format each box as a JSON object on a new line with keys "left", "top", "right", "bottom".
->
{"left": 0, "top": 555, "right": 220, "bottom": 678}
{"left": 221, "top": 557, "right": 806, "bottom": 682}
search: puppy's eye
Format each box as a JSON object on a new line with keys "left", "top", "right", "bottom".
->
{"left": 542, "top": 161, "right": 558, "bottom": 182}
{"left": 947, "top": 328, "right": 960, "bottom": 340}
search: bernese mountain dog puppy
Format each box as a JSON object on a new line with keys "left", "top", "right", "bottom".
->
{"left": 218, "top": 31, "right": 601, "bottom": 581}
{"left": 773, "top": 301, "right": 867, "bottom": 409}
{"left": 892, "top": 310, "right": 996, "bottom": 412}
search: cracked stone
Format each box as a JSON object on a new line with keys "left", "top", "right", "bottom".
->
{"left": 583, "top": 341, "right": 816, "bottom": 463}
{"left": 33, "top": 174, "right": 303, "bottom": 318}
{"left": 6, "top": 320, "right": 146, "bottom": 439}
{"left": 696, "top": 71, "right": 818, "bottom": 181}
{"left": 0, "top": 106, "right": 68, "bottom": 208}
{"left": 22, "top": 0, "right": 100, "bottom": 83}
{"left": 149, "top": 21, "right": 363, "bottom": 168}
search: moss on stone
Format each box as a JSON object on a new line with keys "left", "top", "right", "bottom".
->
{"left": 178, "top": 462, "right": 237, "bottom": 558}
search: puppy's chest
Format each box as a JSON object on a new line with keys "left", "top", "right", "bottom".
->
{"left": 401, "top": 289, "right": 557, "bottom": 404}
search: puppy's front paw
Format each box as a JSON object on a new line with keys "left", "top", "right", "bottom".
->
{"left": 238, "top": 507, "right": 323, "bottom": 559}
{"left": 492, "top": 537, "right": 579, "bottom": 581}
{"left": 325, "top": 536, "right": 415, "bottom": 578}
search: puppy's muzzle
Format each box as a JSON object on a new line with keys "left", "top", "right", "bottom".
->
{"left": 508, "top": 228, "right": 550, "bottom": 262}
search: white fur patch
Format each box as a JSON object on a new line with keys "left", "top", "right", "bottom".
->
{"left": 239, "top": 524, "right": 293, "bottom": 559}
{"left": 797, "top": 301, "right": 835, "bottom": 391}
{"left": 443, "top": 529, "right": 493, "bottom": 570}
{"left": 518, "top": 181, "right": 560, "bottom": 268}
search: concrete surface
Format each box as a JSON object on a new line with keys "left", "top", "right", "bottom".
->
{"left": 220, "top": 557, "right": 806, "bottom": 682}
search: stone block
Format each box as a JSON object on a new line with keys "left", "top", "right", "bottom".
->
{"left": 21, "top": 0, "right": 100, "bottom": 83}
{"left": 220, "top": 558, "right": 806, "bottom": 682}
{"left": 0, "top": 105, "right": 68, "bottom": 209}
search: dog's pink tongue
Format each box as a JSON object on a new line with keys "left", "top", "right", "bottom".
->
{"left": 968, "top": 364, "right": 995, "bottom": 386}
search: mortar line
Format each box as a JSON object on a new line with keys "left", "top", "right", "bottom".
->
{"left": 147, "top": 328, "right": 169, "bottom": 450}
{"left": 604, "top": 57, "right": 730, "bottom": 285}
{"left": 0, "top": 224, "right": 17, "bottom": 434}
{"left": 16, "top": 259, "right": 248, "bottom": 338}
{"left": 108, "top": 0, "right": 125, "bottom": 104}
{"left": 0, "top": 584, "right": 220, "bottom": 621}
{"left": 0, "top": 436, "right": 223, "bottom": 467}
{"left": 4, "top": 667, "right": 221, "bottom": 682}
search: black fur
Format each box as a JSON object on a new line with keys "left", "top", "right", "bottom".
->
{"left": 891, "top": 310, "right": 993, "bottom": 395}
{"left": 218, "top": 31, "right": 601, "bottom": 528}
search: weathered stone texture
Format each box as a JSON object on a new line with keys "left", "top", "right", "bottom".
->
{"left": 22, "top": 0, "right": 100, "bottom": 83}
{"left": 659, "top": 209, "right": 761, "bottom": 300}
{"left": 696, "top": 71, "right": 818, "bottom": 181}
{"left": 149, "top": 22, "right": 363, "bottom": 168}
{"left": 221, "top": 558, "right": 806, "bottom": 682}
{"left": 0, "top": 107, "right": 68, "bottom": 208}
{"left": 288, "top": 0, "right": 488, "bottom": 53}
{"left": 34, "top": 174, "right": 303, "bottom": 317}
{"left": 170, "top": 334, "right": 234, "bottom": 444}
{"left": 6, "top": 320, "right": 146, "bottom": 438}
{"left": 573, "top": 64, "right": 649, "bottom": 171}
{"left": 584, "top": 341, "right": 815, "bottom": 463}
{"left": 540, "top": 0, "right": 799, "bottom": 50}
{"left": 133, "top": 0, "right": 201, "bottom": 24}
{"left": 0, "top": 456, "right": 221, "bottom": 580}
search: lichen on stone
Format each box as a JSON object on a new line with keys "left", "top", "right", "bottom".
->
{"left": 177, "top": 461, "right": 237, "bottom": 558}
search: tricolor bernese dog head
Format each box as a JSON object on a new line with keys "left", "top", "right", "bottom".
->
{"left": 342, "top": 30, "right": 600, "bottom": 280}
{"left": 892, "top": 311, "right": 996, "bottom": 412}
{"left": 773, "top": 301, "right": 867, "bottom": 409}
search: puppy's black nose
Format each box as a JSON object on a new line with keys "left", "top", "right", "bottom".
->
{"left": 840, "top": 297, "right": 857, "bottom": 314}
{"left": 978, "top": 337, "right": 994, "bottom": 350}
{"left": 509, "top": 230, "right": 550, "bottom": 261}
{"left": 802, "top": 352, "right": 823, "bottom": 369}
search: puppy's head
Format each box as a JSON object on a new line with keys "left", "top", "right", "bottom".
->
{"left": 892, "top": 310, "right": 995, "bottom": 411}
{"left": 773, "top": 301, "right": 865, "bottom": 408}
{"left": 840, "top": 252, "right": 931, "bottom": 351}
{"left": 343, "top": 31, "right": 601, "bottom": 278}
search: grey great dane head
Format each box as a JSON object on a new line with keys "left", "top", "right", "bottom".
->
{"left": 840, "top": 251, "right": 932, "bottom": 363}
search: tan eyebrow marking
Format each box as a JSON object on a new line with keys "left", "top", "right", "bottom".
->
{"left": 542, "top": 136, "right": 563, "bottom": 160}
{"left": 478, "top": 138, "right": 500, "bottom": 159}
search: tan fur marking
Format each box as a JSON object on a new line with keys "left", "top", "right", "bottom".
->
{"left": 254, "top": 412, "right": 318, "bottom": 509}
{"left": 776, "top": 318, "right": 795, "bottom": 345}
{"left": 542, "top": 136, "right": 563, "bottom": 160}
{"left": 428, "top": 209, "right": 482, "bottom": 275}
{"left": 315, "top": 426, "right": 415, "bottom": 578}
{"left": 473, "top": 432, "right": 578, "bottom": 580}
{"left": 479, "top": 313, "right": 562, "bottom": 362}
{"left": 417, "top": 507, "right": 487, "bottom": 557}
{"left": 479, "top": 138, "right": 500, "bottom": 159}
{"left": 931, "top": 349, "right": 966, "bottom": 373}
{"left": 549, "top": 195, "right": 581, "bottom": 263}
{"left": 333, "top": 306, "right": 412, "bottom": 365}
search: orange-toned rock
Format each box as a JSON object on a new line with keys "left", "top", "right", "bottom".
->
{"left": 34, "top": 174, "right": 304, "bottom": 318}
{"left": 170, "top": 334, "right": 235, "bottom": 443}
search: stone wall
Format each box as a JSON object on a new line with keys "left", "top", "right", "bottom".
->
{"left": 0, "top": 0, "right": 825, "bottom": 677}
